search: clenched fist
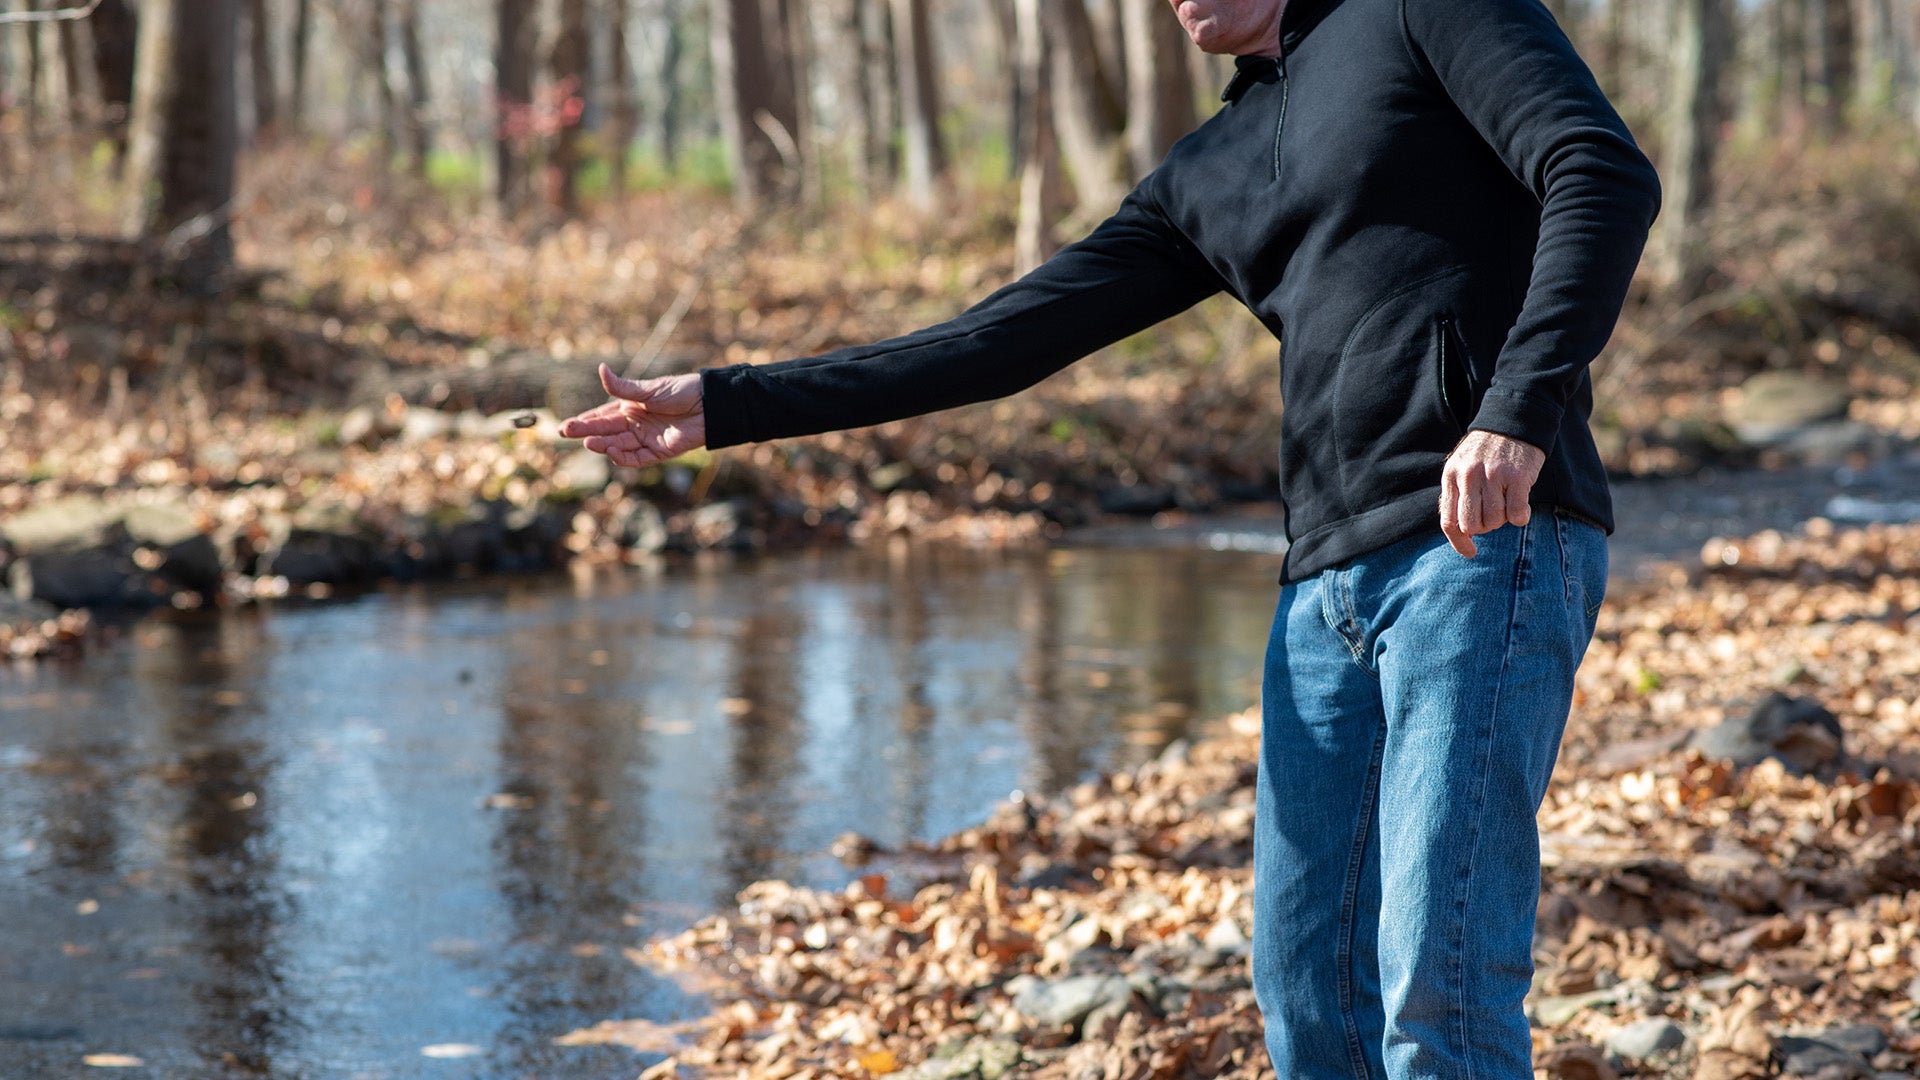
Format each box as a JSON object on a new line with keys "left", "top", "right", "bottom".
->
{"left": 1439, "top": 430, "right": 1546, "bottom": 558}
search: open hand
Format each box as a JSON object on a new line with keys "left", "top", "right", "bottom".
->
{"left": 557, "top": 363, "right": 707, "bottom": 468}
{"left": 1440, "top": 430, "right": 1546, "bottom": 558}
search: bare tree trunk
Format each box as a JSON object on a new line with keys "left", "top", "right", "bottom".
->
{"left": 549, "top": 0, "right": 589, "bottom": 211}
{"left": 22, "top": 0, "right": 41, "bottom": 135}
{"left": 1655, "top": 0, "right": 1730, "bottom": 300}
{"left": 497, "top": 0, "right": 535, "bottom": 213}
{"left": 1044, "top": 0, "right": 1128, "bottom": 218}
{"left": 59, "top": 14, "right": 101, "bottom": 134}
{"left": 658, "top": 2, "right": 684, "bottom": 165}
{"left": 366, "top": 3, "right": 398, "bottom": 163}
{"left": 890, "top": 0, "right": 943, "bottom": 209}
{"left": 862, "top": 0, "right": 897, "bottom": 185}
{"left": 1013, "top": 0, "right": 1064, "bottom": 273}
{"left": 123, "top": 0, "right": 239, "bottom": 291}
{"left": 398, "top": 0, "right": 431, "bottom": 174}
{"left": 779, "top": 0, "right": 820, "bottom": 205}
{"left": 289, "top": 0, "right": 311, "bottom": 131}
{"left": 241, "top": 0, "right": 276, "bottom": 139}
{"left": 826, "top": 0, "right": 875, "bottom": 196}
{"left": 1121, "top": 0, "right": 1195, "bottom": 178}
{"left": 84, "top": 0, "right": 136, "bottom": 170}
{"left": 607, "top": 0, "right": 635, "bottom": 195}
{"left": 1806, "top": 0, "right": 1855, "bottom": 131}
{"left": 712, "top": 0, "right": 794, "bottom": 208}
{"left": 1774, "top": 0, "right": 1807, "bottom": 127}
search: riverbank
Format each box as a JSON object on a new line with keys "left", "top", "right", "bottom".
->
{"left": 571, "top": 519, "right": 1920, "bottom": 1080}
{"left": 7, "top": 145, "right": 1920, "bottom": 658}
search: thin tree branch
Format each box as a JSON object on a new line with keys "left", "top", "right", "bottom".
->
{"left": 0, "top": 0, "right": 104, "bottom": 24}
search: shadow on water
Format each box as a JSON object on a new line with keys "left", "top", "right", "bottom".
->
{"left": 0, "top": 542, "right": 1286, "bottom": 1078}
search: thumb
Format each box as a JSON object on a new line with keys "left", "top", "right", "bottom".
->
{"left": 600, "top": 362, "right": 655, "bottom": 403}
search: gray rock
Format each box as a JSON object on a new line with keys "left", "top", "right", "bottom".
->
{"left": 264, "top": 529, "right": 378, "bottom": 584}
{"left": 1691, "top": 693, "right": 1844, "bottom": 773}
{"left": 1605, "top": 1017, "right": 1686, "bottom": 1061}
{"left": 1, "top": 495, "right": 124, "bottom": 553}
{"left": 121, "top": 502, "right": 199, "bottom": 548}
{"left": 1908, "top": 974, "right": 1920, "bottom": 1004}
{"left": 0, "top": 593, "right": 57, "bottom": 623}
{"left": 552, "top": 449, "right": 612, "bottom": 494}
{"left": 1727, "top": 371, "right": 1852, "bottom": 446}
{"left": 1097, "top": 484, "right": 1177, "bottom": 516}
{"left": 906, "top": 1036, "right": 1023, "bottom": 1080}
{"left": 334, "top": 406, "right": 386, "bottom": 448}
{"left": 1530, "top": 987, "right": 1621, "bottom": 1027}
{"left": 1816, "top": 1026, "right": 1889, "bottom": 1059}
{"left": 9, "top": 547, "right": 147, "bottom": 608}
{"left": 1203, "top": 916, "right": 1251, "bottom": 957}
{"left": 1776, "top": 1035, "right": 1873, "bottom": 1078}
{"left": 1009, "top": 973, "right": 1132, "bottom": 1031}
{"left": 1780, "top": 421, "right": 1886, "bottom": 466}
{"left": 1040, "top": 915, "right": 1106, "bottom": 972}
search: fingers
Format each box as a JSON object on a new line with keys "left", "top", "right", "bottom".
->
{"left": 559, "top": 413, "right": 633, "bottom": 438}
{"left": 1440, "top": 467, "right": 1478, "bottom": 558}
{"left": 1503, "top": 474, "right": 1532, "bottom": 528}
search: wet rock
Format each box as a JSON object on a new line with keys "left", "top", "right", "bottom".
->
{"left": 1775, "top": 1035, "right": 1874, "bottom": 1078}
{"left": 1817, "top": 1026, "right": 1889, "bottom": 1059}
{"left": 265, "top": 529, "right": 380, "bottom": 584}
{"left": 0, "top": 593, "right": 57, "bottom": 623}
{"left": 124, "top": 503, "right": 222, "bottom": 593}
{"left": 1691, "top": 693, "right": 1844, "bottom": 773}
{"left": 1727, "top": 371, "right": 1852, "bottom": 447}
{"left": 1096, "top": 484, "right": 1177, "bottom": 517}
{"left": 1007, "top": 973, "right": 1132, "bottom": 1031}
{"left": 9, "top": 547, "right": 150, "bottom": 608}
{"left": 552, "top": 449, "right": 612, "bottom": 495}
{"left": 1605, "top": 1017, "right": 1687, "bottom": 1061}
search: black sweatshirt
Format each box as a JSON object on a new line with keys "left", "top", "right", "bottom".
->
{"left": 699, "top": 0, "right": 1662, "bottom": 582}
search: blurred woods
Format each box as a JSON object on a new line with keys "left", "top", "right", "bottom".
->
{"left": 0, "top": 0, "right": 1914, "bottom": 275}
{"left": 2, "top": 0, "right": 1920, "bottom": 628}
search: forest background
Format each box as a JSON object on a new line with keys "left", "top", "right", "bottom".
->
{"left": 0, "top": 0, "right": 1916, "bottom": 615}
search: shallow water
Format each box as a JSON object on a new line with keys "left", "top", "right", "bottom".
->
{"left": 0, "top": 544, "right": 1286, "bottom": 1079}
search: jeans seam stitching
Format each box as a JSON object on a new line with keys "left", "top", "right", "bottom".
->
{"left": 1337, "top": 712, "right": 1389, "bottom": 1080}
{"left": 1454, "top": 520, "right": 1531, "bottom": 1080}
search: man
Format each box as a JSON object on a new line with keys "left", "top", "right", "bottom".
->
{"left": 561, "top": 0, "right": 1660, "bottom": 1075}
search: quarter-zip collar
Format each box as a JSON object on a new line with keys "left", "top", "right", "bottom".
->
{"left": 1220, "top": 0, "right": 1345, "bottom": 100}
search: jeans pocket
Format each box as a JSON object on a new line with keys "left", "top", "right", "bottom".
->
{"left": 1554, "top": 513, "right": 1608, "bottom": 628}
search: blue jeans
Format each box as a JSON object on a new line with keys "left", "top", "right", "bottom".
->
{"left": 1252, "top": 515, "right": 1606, "bottom": 1080}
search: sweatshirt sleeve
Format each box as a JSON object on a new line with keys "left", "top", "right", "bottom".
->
{"left": 698, "top": 183, "right": 1225, "bottom": 449}
{"left": 1401, "top": 0, "right": 1662, "bottom": 452}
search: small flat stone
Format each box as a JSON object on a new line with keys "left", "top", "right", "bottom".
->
{"left": 1815, "top": 1025, "right": 1889, "bottom": 1059}
{"left": 1010, "top": 973, "right": 1131, "bottom": 1030}
{"left": 1775, "top": 1035, "right": 1871, "bottom": 1078}
{"left": 1605, "top": 1017, "right": 1686, "bottom": 1061}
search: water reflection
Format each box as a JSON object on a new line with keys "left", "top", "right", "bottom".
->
{"left": 0, "top": 543, "right": 1284, "bottom": 1077}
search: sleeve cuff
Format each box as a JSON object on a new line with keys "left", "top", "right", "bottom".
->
{"left": 1468, "top": 385, "right": 1563, "bottom": 454}
{"left": 699, "top": 365, "right": 758, "bottom": 450}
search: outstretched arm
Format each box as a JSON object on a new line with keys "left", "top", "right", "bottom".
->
{"left": 696, "top": 184, "right": 1226, "bottom": 449}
